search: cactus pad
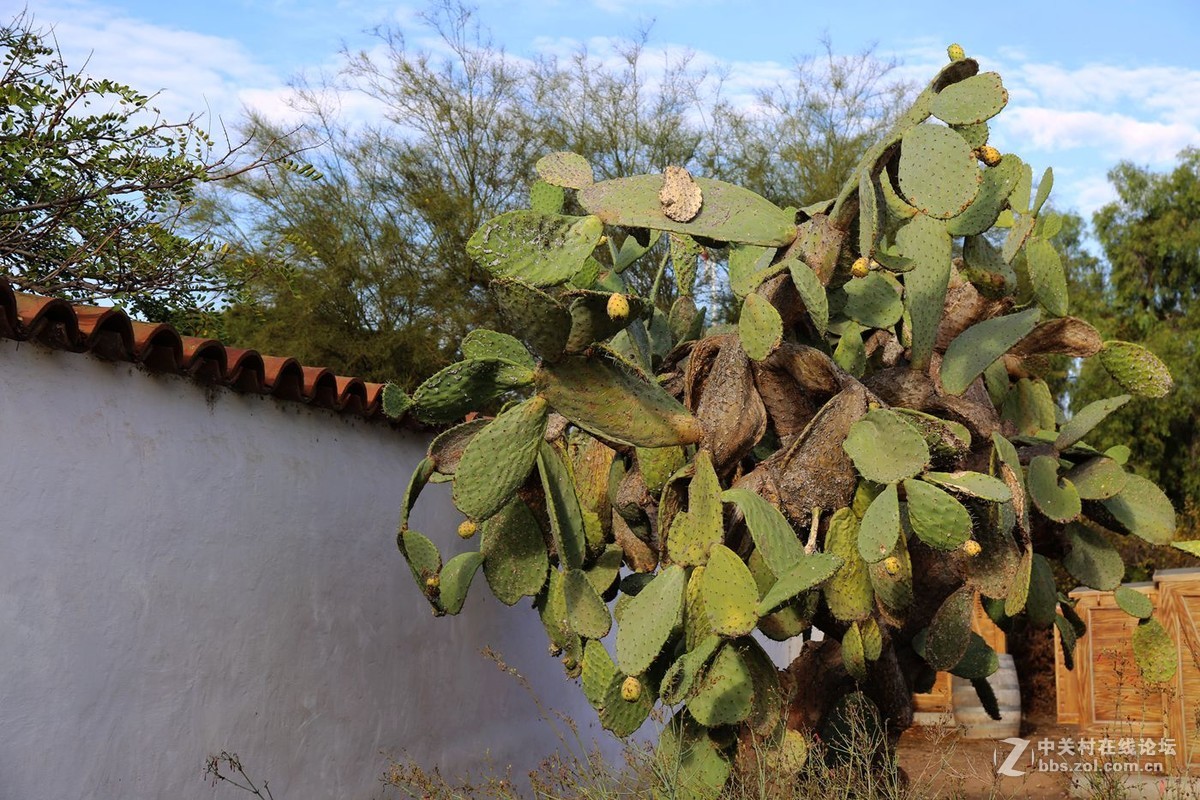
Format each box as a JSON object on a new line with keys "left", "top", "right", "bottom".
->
{"left": 582, "top": 639, "right": 618, "bottom": 706}
{"left": 491, "top": 279, "right": 572, "bottom": 360}
{"left": 564, "top": 567, "right": 612, "bottom": 639}
{"left": 530, "top": 180, "right": 565, "bottom": 214}
{"left": 701, "top": 544, "right": 760, "bottom": 637}
{"left": 897, "top": 213, "right": 953, "bottom": 368}
{"left": 939, "top": 307, "right": 1041, "bottom": 396}
{"left": 823, "top": 508, "right": 875, "bottom": 621}
{"left": 757, "top": 552, "right": 843, "bottom": 616}
{"left": 786, "top": 258, "right": 830, "bottom": 334}
{"left": 452, "top": 396, "right": 548, "bottom": 521}
{"left": 565, "top": 290, "right": 646, "bottom": 353}
{"left": 1099, "top": 341, "right": 1173, "bottom": 398}
{"left": 481, "top": 499, "right": 549, "bottom": 605}
{"left": 722, "top": 488, "right": 805, "bottom": 576}
{"left": 869, "top": 530, "right": 913, "bottom": 612}
{"left": 616, "top": 564, "right": 686, "bottom": 675}
{"left": 667, "top": 450, "right": 724, "bottom": 566}
{"left": 1027, "top": 455, "right": 1082, "bottom": 523}
{"left": 381, "top": 383, "right": 413, "bottom": 419}
{"left": 1062, "top": 523, "right": 1123, "bottom": 591}
{"left": 1115, "top": 586, "right": 1153, "bottom": 620}
{"left": 661, "top": 634, "right": 723, "bottom": 704}
{"left": 930, "top": 72, "right": 1008, "bottom": 125}
{"left": 898, "top": 124, "right": 981, "bottom": 219}
{"left": 439, "top": 551, "right": 484, "bottom": 615}
{"left": 858, "top": 483, "right": 901, "bottom": 563}
{"left": 738, "top": 292, "right": 783, "bottom": 361}
{"left": 843, "top": 409, "right": 930, "bottom": 484}
{"left": 538, "top": 441, "right": 587, "bottom": 570}
{"left": 536, "top": 351, "right": 704, "bottom": 448}
{"left": 467, "top": 210, "right": 603, "bottom": 286}
{"left": 688, "top": 643, "right": 754, "bottom": 726}
{"left": 1055, "top": 395, "right": 1131, "bottom": 450}
{"left": 921, "top": 471, "right": 1012, "bottom": 502}
{"left": 536, "top": 151, "right": 594, "bottom": 189}
{"left": 948, "top": 632, "right": 1000, "bottom": 680}
{"left": 842, "top": 623, "right": 868, "bottom": 681}
{"left": 903, "top": 478, "right": 973, "bottom": 550}
{"left": 843, "top": 272, "right": 904, "bottom": 329}
{"left": 1025, "top": 237, "right": 1069, "bottom": 317}
{"left": 578, "top": 174, "right": 797, "bottom": 247}
{"left": 1100, "top": 474, "right": 1177, "bottom": 545}
{"left": 412, "top": 358, "right": 533, "bottom": 424}
{"left": 655, "top": 715, "right": 730, "bottom": 800}
{"left": 1132, "top": 618, "right": 1177, "bottom": 683}
{"left": 1066, "top": 457, "right": 1128, "bottom": 500}
{"left": 922, "top": 586, "right": 975, "bottom": 670}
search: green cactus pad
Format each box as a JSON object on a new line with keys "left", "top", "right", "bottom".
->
{"left": 491, "top": 279, "right": 571, "bottom": 360}
{"left": 600, "top": 670, "right": 654, "bottom": 736}
{"left": 467, "top": 210, "right": 603, "bottom": 286}
{"left": 1115, "top": 586, "right": 1154, "bottom": 620}
{"left": 585, "top": 544, "right": 624, "bottom": 595}
{"left": 538, "top": 568, "right": 573, "bottom": 649}
{"left": 721, "top": 488, "right": 805, "bottom": 576}
{"left": 1055, "top": 614, "right": 1078, "bottom": 670}
{"left": 685, "top": 566, "right": 714, "bottom": 649}
{"left": 481, "top": 499, "right": 549, "bottom": 605}
{"left": 940, "top": 307, "right": 1041, "bottom": 396}
{"left": 661, "top": 634, "right": 723, "bottom": 704}
{"left": 1132, "top": 618, "right": 1177, "bottom": 683}
{"left": 577, "top": 174, "right": 797, "bottom": 247}
{"left": 701, "top": 544, "right": 760, "bottom": 637}
{"left": 582, "top": 639, "right": 617, "bottom": 707}
{"left": 616, "top": 565, "right": 686, "bottom": 675}
{"left": 530, "top": 180, "right": 565, "bottom": 214}
{"left": 562, "top": 290, "right": 646, "bottom": 353}
{"left": 667, "top": 451, "right": 723, "bottom": 566}
{"left": 427, "top": 419, "right": 490, "bottom": 476}
{"left": 879, "top": 166, "right": 918, "bottom": 221}
{"left": 729, "top": 243, "right": 782, "bottom": 298}
{"left": 948, "top": 632, "right": 1000, "bottom": 680}
{"left": 563, "top": 567, "right": 612, "bottom": 639}
{"left": 833, "top": 321, "right": 866, "bottom": 377}
{"left": 922, "top": 471, "right": 1012, "bottom": 503}
{"left": 536, "top": 351, "right": 704, "bottom": 448}
{"left": 922, "top": 586, "right": 975, "bottom": 670}
{"left": 861, "top": 617, "right": 883, "bottom": 661}
{"left": 893, "top": 408, "right": 972, "bottom": 462}
{"left": 1002, "top": 213, "right": 1036, "bottom": 264}
{"left": 1098, "top": 341, "right": 1173, "bottom": 398}
{"left": 970, "top": 501, "right": 1021, "bottom": 598}
{"left": 1005, "top": 548, "right": 1033, "bottom": 617}
{"left": 638, "top": 446, "right": 687, "bottom": 497}
{"left": 1055, "top": 395, "right": 1132, "bottom": 450}
{"left": 747, "top": 551, "right": 817, "bottom": 640}
{"left": 1066, "top": 457, "right": 1128, "bottom": 500}
{"left": 930, "top": 72, "right": 1007, "bottom": 125}
{"left": 666, "top": 232, "right": 700, "bottom": 286}
{"left": 412, "top": 358, "right": 533, "bottom": 424}
{"left": 535, "top": 151, "right": 594, "bottom": 189}
{"left": 962, "top": 234, "right": 1017, "bottom": 297}
{"left": 439, "top": 551, "right": 484, "bottom": 615}
{"left": 786, "top": 258, "right": 830, "bottom": 334}
{"left": 1062, "top": 523, "right": 1123, "bottom": 591}
{"left": 738, "top": 293, "right": 783, "bottom": 361}
{"left": 1002, "top": 377, "right": 1058, "bottom": 435}
{"left": 399, "top": 457, "right": 434, "bottom": 530}
{"left": 538, "top": 441, "right": 587, "bottom": 570}
{"left": 843, "top": 409, "right": 930, "bottom": 484}
{"left": 954, "top": 121, "right": 989, "bottom": 149}
{"left": 824, "top": 508, "right": 875, "bottom": 621}
{"left": 381, "top": 383, "right": 413, "bottom": 419}
{"left": 859, "top": 170, "right": 882, "bottom": 257}
{"left": 1025, "top": 554, "right": 1058, "bottom": 627}
{"left": 1027, "top": 455, "right": 1081, "bottom": 523}
{"left": 758, "top": 552, "right": 843, "bottom": 616}
{"left": 858, "top": 483, "right": 901, "bottom": 563}
{"left": 898, "top": 213, "right": 953, "bottom": 368}
{"left": 843, "top": 272, "right": 904, "bottom": 330}
{"left": 452, "top": 396, "right": 548, "bottom": 521}
{"left": 736, "top": 638, "right": 785, "bottom": 737}
{"left": 1032, "top": 166, "right": 1054, "bottom": 216}
{"left": 1024, "top": 237, "right": 1069, "bottom": 317}
{"left": 669, "top": 296, "right": 706, "bottom": 345}
{"left": 898, "top": 124, "right": 981, "bottom": 219}
{"left": 869, "top": 531, "right": 913, "bottom": 612}
{"left": 842, "top": 623, "right": 868, "bottom": 681}
{"left": 688, "top": 643, "right": 754, "bottom": 726}
{"left": 655, "top": 715, "right": 730, "bottom": 800}
{"left": 1100, "top": 474, "right": 1177, "bottom": 545}
{"left": 904, "top": 478, "right": 973, "bottom": 550}
{"left": 400, "top": 528, "right": 442, "bottom": 589}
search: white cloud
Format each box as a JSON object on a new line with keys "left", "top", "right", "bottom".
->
{"left": 997, "top": 108, "right": 1197, "bottom": 164}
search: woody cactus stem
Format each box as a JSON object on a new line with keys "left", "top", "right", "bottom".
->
{"left": 386, "top": 43, "right": 1182, "bottom": 799}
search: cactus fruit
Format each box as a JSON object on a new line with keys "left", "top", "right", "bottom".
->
{"left": 947, "top": 43, "right": 966, "bottom": 62}
{"left": 457, "top": 520, "right": 477, "bottom": 539}
{"left": 851, "top": 256, "right": 870, "bottom": 278}
{"left": 425, "top": 575, "right": 440, "bottom": 592}
{"left": 607, "top": 292, "right": 630, "bottom": 321}
{"left": 977, "top": 145, "right": 1002, "bottom": 166}
{"left": 962, "top": 540, "right": 982, "bottom": 557}
{"left": 621, "top": 675, "right": 642, "bottom": 702}
{"left": 883, "top": 556, "right": 901, "bottom": 576}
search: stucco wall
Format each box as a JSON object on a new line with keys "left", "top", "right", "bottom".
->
{"left": 0, "top": 341, "right": 624, "bottom": 799}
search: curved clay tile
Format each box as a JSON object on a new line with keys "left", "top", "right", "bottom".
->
{"left": 301, "top": 365, "right": 338, "bottom": 408}
{"left": 130, "top": 321, "right": 183, "bottom": 372}
{"left": 224, "top": 348, "right": 265, "bottom": 394}
{"left": 334, "top": 375, "right": 368, "bottom": 414}
{"left": 14, "top": 294, "right": 82, "bottom": 351}
{"left": 363, "top": 382, "right": 386, "bottom": 416}
{"left": 180, "top": 337, "right": 228, "bottom": 383}
{"left": 261, "top": 355, "right": 304, "bottom": 402}
{"left": 74, "top": 306, "right": 135, "bottom": 361}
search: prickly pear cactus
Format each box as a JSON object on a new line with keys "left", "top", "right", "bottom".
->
{"left": 385, "top": 45, "right": 1182, "bottom": 796}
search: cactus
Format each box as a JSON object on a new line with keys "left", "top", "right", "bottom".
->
{"left": 391, "top": 51, "right": 1185, "bottom": 792}
{"left": 1115, "top": 586, "right": 1154, "bottom": 620}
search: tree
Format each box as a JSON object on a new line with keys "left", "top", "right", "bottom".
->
{"left": 1065, "top": 149, "right": 1200, "bottom": 509}
{"left": 0, "top": 11, "right": 295, "bottom": 322}
{"left": 391, "top": 48, "right": 1182, "bottom": 794}
{"left": 204, "top": 2, "right": 911, "bottom": 388}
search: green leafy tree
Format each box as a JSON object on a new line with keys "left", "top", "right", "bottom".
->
{"left": 1066, "top": 149, "right": 1200, "bottom": 509}
{"left": 0, "top": 11, "right": 295, "bottom": 322}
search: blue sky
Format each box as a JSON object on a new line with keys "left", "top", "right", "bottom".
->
{"left": 20, "top": 0, "right": 1200, "bottom": 223}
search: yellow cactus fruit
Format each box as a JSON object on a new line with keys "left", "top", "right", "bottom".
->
{"left": 883, "top": 556, "right": 902, "bottom": 576}
{"left": 851, "top": 256, "right": 870, "bottom": 278}
{"left": 962, "top": 540, "right": 982, "bottom": 557}
{"left": 947, "top": 43, "right": 966, "bottom": 62}
{"left": 607, "top": 292, "right": 630, "bottom": 321}
{"left": 621, "top": 675, "right": 642, "bottom": 702}
{"left": 424, "top": 574, "right": 440, "bottom": 592}
{"left": 457, "top": 519, "right": 478, "bottom": 539}
{"left": 548, "top": 643, "right": 563, "bottom": 657}
{"left": 977, "top": 145, "right": 1003, "bottom": 167}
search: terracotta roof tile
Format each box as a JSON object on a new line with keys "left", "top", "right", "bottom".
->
{"left": 0, "top": 277, "right": 409, "bottom": 427}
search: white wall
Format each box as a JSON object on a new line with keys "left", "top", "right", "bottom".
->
{"left": 0, "top": 341, "right": 623, "bottom": 799}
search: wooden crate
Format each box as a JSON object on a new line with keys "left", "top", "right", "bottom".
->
{"left": 1157, "top": 569, "right": 1200, "bottom": 772}
{"left": 913, "top": 597, "right": 1006, "bottom": 720}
